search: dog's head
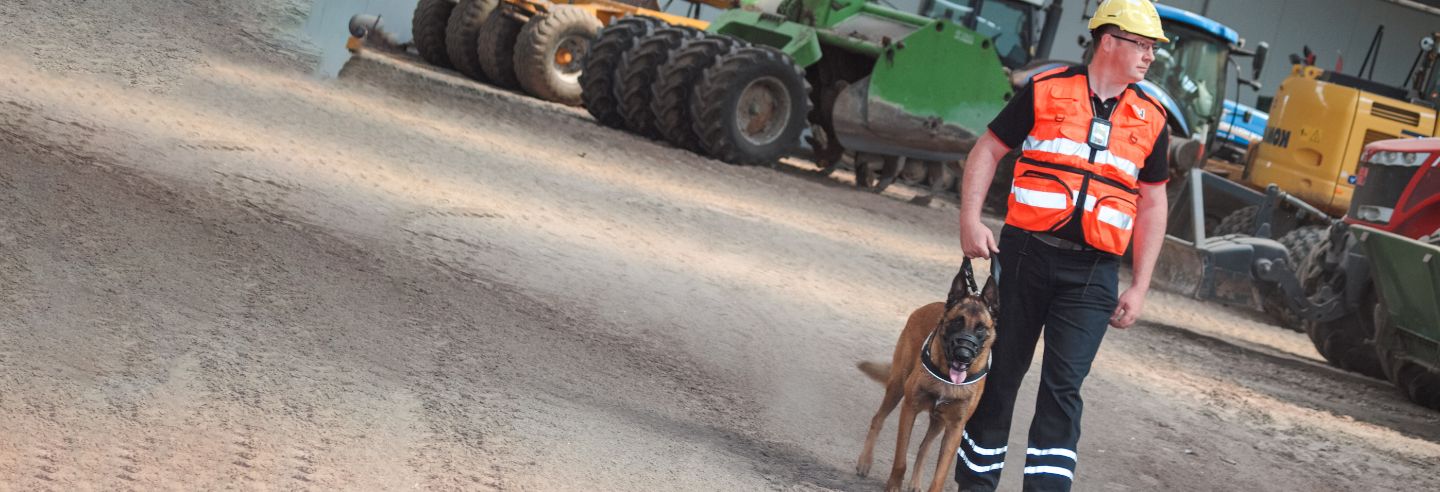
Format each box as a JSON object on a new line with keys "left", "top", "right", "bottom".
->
{"left": 938, "top": 269, "right": 999, "bottom": 381}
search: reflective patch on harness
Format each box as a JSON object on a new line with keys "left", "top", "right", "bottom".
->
{"left": 1096, "top": 206, "right": 1134, "bottom": 230}
{"left": 1012, "top": 186, "right": 1069, "bottom": 209}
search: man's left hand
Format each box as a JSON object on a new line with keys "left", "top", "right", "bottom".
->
{"left": 1110, "top": 287, "right": 1147, "bottom": 328}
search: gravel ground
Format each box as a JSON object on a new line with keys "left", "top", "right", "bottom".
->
{"left": 0, "top": 1, "right": 1436, "bottom": 490}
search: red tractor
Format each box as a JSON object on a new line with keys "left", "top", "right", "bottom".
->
{"left": 1292, "top": 137, "right": 1440, "bottom": 408}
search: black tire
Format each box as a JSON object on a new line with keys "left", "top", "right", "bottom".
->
{"left": 898, "top": 159, "right": 928, "bottom": 186}
{"left": 1258, "top": 225, "right": 1326, "bottom": 331}
{"left": 1214, "top": 205, "right": 1259, "bottom": 236}
{"left": 1300, "top": 233, "right": 1384, "bottom": 378}
{"left": 691, "top": 46, "right": 812, "bottom": 165}
{"left": 653, "top": 35, "right": 739, "bottom": 152}
{"left": 805, "top": 54, "right": 870, "bottom": 171}
{"left": 477, "top": 8, "right": 525, "bottom": 89}
{"left": 579, "top": 16, "right": 661, "bottom": 128}
{"left": 413, "top": 0, "right": 458, "bottom": 68}
{"left": 806, "top": 81, "right": 847, "bottom": 170}
{"left": 618, "top": 26, "right": 703, "bottom": 140}
{"left": 513, "top": 5, "right": 602, "bottom": 105}
{"left": 445, "top": 0, "right": 499, "bottom": 80}
{"left": 855, "top": 154, "right": 902, "bottom": 192}
{"left": 1375, "top": 301, "right": 1440, "bottom": 410}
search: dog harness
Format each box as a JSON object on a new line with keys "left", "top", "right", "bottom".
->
{"left": 1005, "top": 66, "right": 1166, "bottom": 255}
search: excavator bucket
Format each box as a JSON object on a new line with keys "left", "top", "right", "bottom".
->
{"left": 830, "top": 19, "right": 1012, "bottom": 162}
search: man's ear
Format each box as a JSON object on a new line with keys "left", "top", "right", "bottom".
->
{"left": 945, "top": 267, "right": 970, "bottom": 309}
{"left": 980, "top": 276, "right": 999, "bottom": 315}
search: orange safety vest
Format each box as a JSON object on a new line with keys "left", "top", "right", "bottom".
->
{"left": 1004, "top": 67, "right": 1167, "bottom": 255}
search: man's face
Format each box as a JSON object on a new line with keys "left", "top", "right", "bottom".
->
{"left": 1105, "top": 32, "right": 1157, "bottom": 83}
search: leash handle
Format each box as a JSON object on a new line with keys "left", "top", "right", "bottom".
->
{"left": 961, "top": 257, "right": 979, "bottom": 296}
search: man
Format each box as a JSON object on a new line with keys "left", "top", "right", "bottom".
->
{"left": 954, "top": 0, "right": 1170, "bottom": 490}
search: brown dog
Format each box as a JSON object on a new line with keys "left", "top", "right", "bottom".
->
{"left": 856, "top": 266, "right": 998, "bottom": 492}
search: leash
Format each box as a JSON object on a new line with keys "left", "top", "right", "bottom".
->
{"left": 960, "top": 257, "right": 979, "bottom": 297}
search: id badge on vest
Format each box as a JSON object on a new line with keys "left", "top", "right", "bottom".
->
{"left": 1088, "top": 117, "right": 1111, "bottom": 151}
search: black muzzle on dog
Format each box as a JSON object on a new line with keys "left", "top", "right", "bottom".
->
{"left": 946, "top": 331, "right": 985, "bottom": 367}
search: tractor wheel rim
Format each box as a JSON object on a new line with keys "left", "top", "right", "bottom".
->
{"left": 553, "top": 35, "right": 589, "bottom": 82}
{"left": 735, "top": 76, "right": 790, "bottom": 146}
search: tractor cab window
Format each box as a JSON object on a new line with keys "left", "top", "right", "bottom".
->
{"left": 973, "top": 0, "right": 1034, "bottom": 69}
{"left": 920, "top": 0, "right": 1035, "bottom": 70}
{"left": 1148, "top": 25, "right": 1227, "bottom": 139}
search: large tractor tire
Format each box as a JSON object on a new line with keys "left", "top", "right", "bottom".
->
{"left": 1213, "top": 205, "right": 1259, "bottom": 236}
{"left": 1375, "top": 301, "right": 1440, "bottom": 410}
{"left": 617, "top": 26, "right": 703, "bottom": 140}
{"left": 652, "top": 35, "right": 740, "bottom": 152}
{"left": 854, "top": 154, "right": 902, "bottom": 192}
{"left": 691, "top": 46, "right": 812, "bottom": 165}
{"left": 513, "top": 6, "right": 602, "bottom": 105}
{"left": 1258, "top": 225, "right": 1326, "bottom": 331}
{"left": 1299, "top": 233, "right": 1385, "bottom": 379}
{"left": 476, "top": 8, "right": 525, "bottom": 89}
{"left": 579, "top": 17, "right": 661, "bottom": 128}
{"left": 807, "top": 81, "right": 847, "bottom": 174}
{"left": 413, "top": 0, "right": 458, "bottom": 68}
{"left": 805, "top": 54, "right": 870, "bottom": 173}
{"left": 444, "top": 0, "right": 499, "bottom": 80}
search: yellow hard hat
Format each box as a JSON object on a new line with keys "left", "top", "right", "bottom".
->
{"left": 1088, "top": 0, "right": 1169, "bottom": 43}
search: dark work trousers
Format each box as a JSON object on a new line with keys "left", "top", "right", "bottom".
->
{"left": 955, "top": 225, "right": 1121, "bottom": 492}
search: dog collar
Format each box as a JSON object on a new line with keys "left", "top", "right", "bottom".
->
{"left": 920, "top": 331, "right": 989, "bottom": 386}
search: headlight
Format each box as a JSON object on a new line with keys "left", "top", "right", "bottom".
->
{"left": 1367, "top": 151, "right": 1431, "bottom": 167}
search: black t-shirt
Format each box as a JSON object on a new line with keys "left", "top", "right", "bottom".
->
{"left": 988, "top": 68, "right": 1169, "bottom": 244}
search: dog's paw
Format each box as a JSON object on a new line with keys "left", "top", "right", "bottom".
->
{"left": 883, "top": 479, "right": 904, "bottom": 492}
{"left": 855, "top": 459, "right": 871, "bottom": 477}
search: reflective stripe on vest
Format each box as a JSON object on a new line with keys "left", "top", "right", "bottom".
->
{"left": 1012, "top": 186, "right": 1068, "bottom": 209}
{"left": 1022, "top": 136, "right": 1139, "bottom": 180}
{"left": 1096, "top": 206, "right": 1134, "bottom": 230}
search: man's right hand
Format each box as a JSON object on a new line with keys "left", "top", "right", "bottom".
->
{"left": 960, "top": 219, "right": 1000, "bottom": 259}
{"left": 956, "top": 131, "right": 1009, "bottom": 260}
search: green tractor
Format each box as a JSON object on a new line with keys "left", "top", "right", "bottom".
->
{"left": 1359, "top": 225, "right": 1440, "bottom": 410}
{"left": 579, "top": 0, "right": 1061, "bottom": 194}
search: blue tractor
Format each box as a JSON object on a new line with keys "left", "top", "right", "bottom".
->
{"left": 1213, "top": 99, "right": 1269, "bottom": 163}
{"left": 1139, "top": 4, "right": 1267, "bottom": 180}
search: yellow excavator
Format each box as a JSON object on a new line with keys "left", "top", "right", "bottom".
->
{"left": 1157, "top": 29, "right": 1440, "bottom": 329}
{"left": 1243, "top": 32, "right": 1440, "bottom": 220}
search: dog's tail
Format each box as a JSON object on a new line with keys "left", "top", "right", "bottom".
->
{"left": 857, "top": 361, "right": 891, "bottom": 383}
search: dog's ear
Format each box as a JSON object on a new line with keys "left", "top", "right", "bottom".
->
{"left": 945, "top": 267, "right": 970, "bottom": 308}
{"left": 980, "top": 275, "right": 999, "bottom": 317}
